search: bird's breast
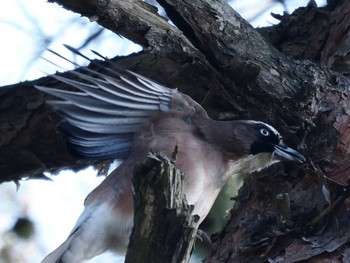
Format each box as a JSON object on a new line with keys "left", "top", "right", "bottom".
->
{"left": 144, "top": 127, "right": 227, "bottom": 223}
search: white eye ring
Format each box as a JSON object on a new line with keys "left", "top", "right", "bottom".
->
{"left": 260, "top": 128, "right": 270, "bottom": 136}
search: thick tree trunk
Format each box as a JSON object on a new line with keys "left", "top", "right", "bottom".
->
{"left": 1, "top": 0, "right": 349, "bottom": 261}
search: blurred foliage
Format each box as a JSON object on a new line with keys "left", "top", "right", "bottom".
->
{"left": 12, "top": 217, "right": 35, "bottom": 239}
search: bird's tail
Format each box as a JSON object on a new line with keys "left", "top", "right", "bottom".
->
{"left": 41, "top": 235, "right": 75, "bottom": 263}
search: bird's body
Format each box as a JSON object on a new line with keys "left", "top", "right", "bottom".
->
{"left": 37, "top": 58, "right": 305, "bottom": 263}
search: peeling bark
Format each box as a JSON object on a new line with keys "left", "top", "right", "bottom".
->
{"left": 126, "top": 151, "right": 198, "bottom": 263}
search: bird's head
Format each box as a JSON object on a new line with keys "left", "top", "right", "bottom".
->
{"left": 249, "top": 121, "right": 305, "bottom": 163}
{"left": 233, "top": 120, "right": 306, "bottom": 163}
{"left": 221, "top": 120, "right": 306, "bottom": 177}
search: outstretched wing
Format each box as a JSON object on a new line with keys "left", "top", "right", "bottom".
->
{"left": 36, "top": 55, "right": 207, "bottom": 160}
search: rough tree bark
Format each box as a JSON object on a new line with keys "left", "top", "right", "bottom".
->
{"left": 126, "top": 151, "right": 198, "bottom": 263}
{"left": 1, "top": 0, "right": 349, "bottom": 262}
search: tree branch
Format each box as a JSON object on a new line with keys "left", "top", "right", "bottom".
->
{"left": 259, "top": 0, "right": 350, "bottom": 75}
{"left": 126, "top": 151, "right": 198, "bottom": 263}
{"left": 49, "top": 0, "right": 203, "bottom": 61}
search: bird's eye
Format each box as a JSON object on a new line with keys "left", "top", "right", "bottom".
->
{"left": 260, "top": 128, "right": 270, "bottom": 136}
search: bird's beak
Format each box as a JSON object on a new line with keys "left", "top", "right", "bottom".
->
{"left": 274, "top": 144, "right": 306, "bottom": 163}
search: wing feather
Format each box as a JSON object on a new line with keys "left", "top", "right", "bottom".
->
{"left": 37, "top": 48, "right": 207, "bottom": 159}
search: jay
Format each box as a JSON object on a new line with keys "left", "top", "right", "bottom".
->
{"left": 37, "top": 60, "right": 305, "bottom": 263}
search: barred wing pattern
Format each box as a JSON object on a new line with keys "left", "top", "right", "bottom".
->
{"left": 36, "top": 68, "right": 176, "bottom": 159}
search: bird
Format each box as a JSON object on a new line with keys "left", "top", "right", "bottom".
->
{"left": 37, "top": 55, "right": 305, "bottom": 263}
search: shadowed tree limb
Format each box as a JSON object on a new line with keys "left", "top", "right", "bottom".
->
{"left": 126, "top": 151, "right": 198, "bottom": 263}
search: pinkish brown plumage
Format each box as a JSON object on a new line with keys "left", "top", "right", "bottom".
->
{"left": 37, "top": 52, "right": 305, "bottom": 263}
